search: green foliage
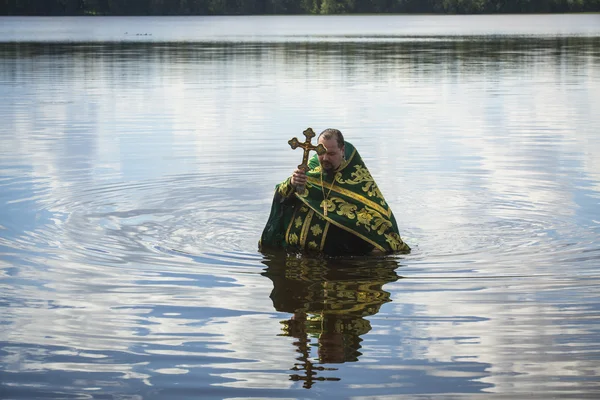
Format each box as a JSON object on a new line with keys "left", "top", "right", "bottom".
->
{"left": 1, "top": 0, "right": 599, "bottom": 15}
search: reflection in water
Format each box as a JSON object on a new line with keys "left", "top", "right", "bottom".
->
{"left": 262, "top": 253, "right": 400, "bottom": 388}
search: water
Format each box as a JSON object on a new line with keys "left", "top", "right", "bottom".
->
{"left": 1, "top": 14, "right": 600, "bottom": 399}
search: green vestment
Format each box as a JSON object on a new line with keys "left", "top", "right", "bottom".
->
{"left": 259, "top": 141, "right": 410, "bottom": 256}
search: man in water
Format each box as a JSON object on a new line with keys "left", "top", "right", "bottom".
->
{"left": 259, "top": 128, "right": 410, "bottom": 256}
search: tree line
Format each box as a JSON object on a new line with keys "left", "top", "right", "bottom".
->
{"left": 1, "top": 0, "right": 599, "bottom": 15}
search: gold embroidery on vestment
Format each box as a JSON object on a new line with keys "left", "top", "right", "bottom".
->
{"left": 296, "top": 196, "right": 386, "bottom": 252}
{"left": 328, "top": 197, "right": 358, "bottom": 218}
{"left": 277, "top": 178, "right": 294, "bottom": 197}
{"left": 310, "top": 224, "right": 323, "bottom": 236}
{"left": 355, "top": 206, "right": 392, "bottom": 235}
{"left": 289, "top": 147, "right": 399, "bottom": 253}
{"left": 356, "top": 208, "right": 373, "bottom": 225}
{"left": 335, "top": 165, "right": 386, "bottom": 205}
{"left": 306, "top": 176, "right": 390, "bottom": 217}
{"left": 285, "top": 207, "right": 299, "bottom": 245}
{"left": 300, "top": 210, "right": 314, "bottom": 247}
{"left": 385, "top": 232, "right": 407, "bottom": 252}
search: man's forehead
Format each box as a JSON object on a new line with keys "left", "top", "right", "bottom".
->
{"left": 318, "top": 136, "right": 340, "bottom": 148}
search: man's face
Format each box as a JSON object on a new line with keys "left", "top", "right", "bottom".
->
{"left": 318, "top": 137, "right": 345, "bottom": 174}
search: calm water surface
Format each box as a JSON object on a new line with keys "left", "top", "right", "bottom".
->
{"left": 1, "top": 15, "right": 600, "bottom": 399}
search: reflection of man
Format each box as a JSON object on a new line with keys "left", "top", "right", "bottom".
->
{"left": 261, "top": 255, "right": 401, "bottom": 387}
{"left": 260, "top": 128, "right": 410, "bottom": 256}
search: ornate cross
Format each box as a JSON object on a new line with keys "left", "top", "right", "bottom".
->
{"left": 288, "top": 128, "right": 326, "bottom": 171}
{"left": 288, "top": 128, "right": 327, "bottom": 195}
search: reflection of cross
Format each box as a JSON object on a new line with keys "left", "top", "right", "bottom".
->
{"left": 289, "top": 128, "right": 327, "bottom": 172}
{"left": 285, "top": 312, "right": 340, "bottom": 389}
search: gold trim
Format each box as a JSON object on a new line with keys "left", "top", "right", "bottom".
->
{"left": 320, "top": 221, "right": 330, "bottom": 251}
{"left": 306, "top": 176, "right": 390, "bottom": 217}
{"left": 297, "top": 196, "right": 386, "bottom": 253}
{"left": 299, "top": 210, "right": 314, "bottom": 247}
{"left": 285, "top": 207, "right": 299, "bottom": 244}
{"left": 277, "top": 177, "right": 294, "bottom": 198}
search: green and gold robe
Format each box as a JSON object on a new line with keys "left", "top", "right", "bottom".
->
{"left": 259, "top": 142, "right": 410, "bottom": 256}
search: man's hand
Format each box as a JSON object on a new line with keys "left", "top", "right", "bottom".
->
{"left": 291, "top": 168, "right": 307, "bottom": 187}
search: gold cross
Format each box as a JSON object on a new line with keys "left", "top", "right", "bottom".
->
{"left": 288, "top": 128, "right": 326, "bottom": 172}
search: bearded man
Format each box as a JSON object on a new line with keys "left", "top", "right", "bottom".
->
{"left": 260, "top": 128, "right": 410, "bottom": 256}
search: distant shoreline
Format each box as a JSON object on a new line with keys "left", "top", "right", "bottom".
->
{"left": 1, "top": 0, "right": 599, "bottom": 17}
{"left": 1, "top": 12, "right": 599, "bottom": 17}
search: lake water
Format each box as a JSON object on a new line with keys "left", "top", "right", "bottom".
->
{"left": 1, "top": 14, "right": 600, "bottom": 399}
